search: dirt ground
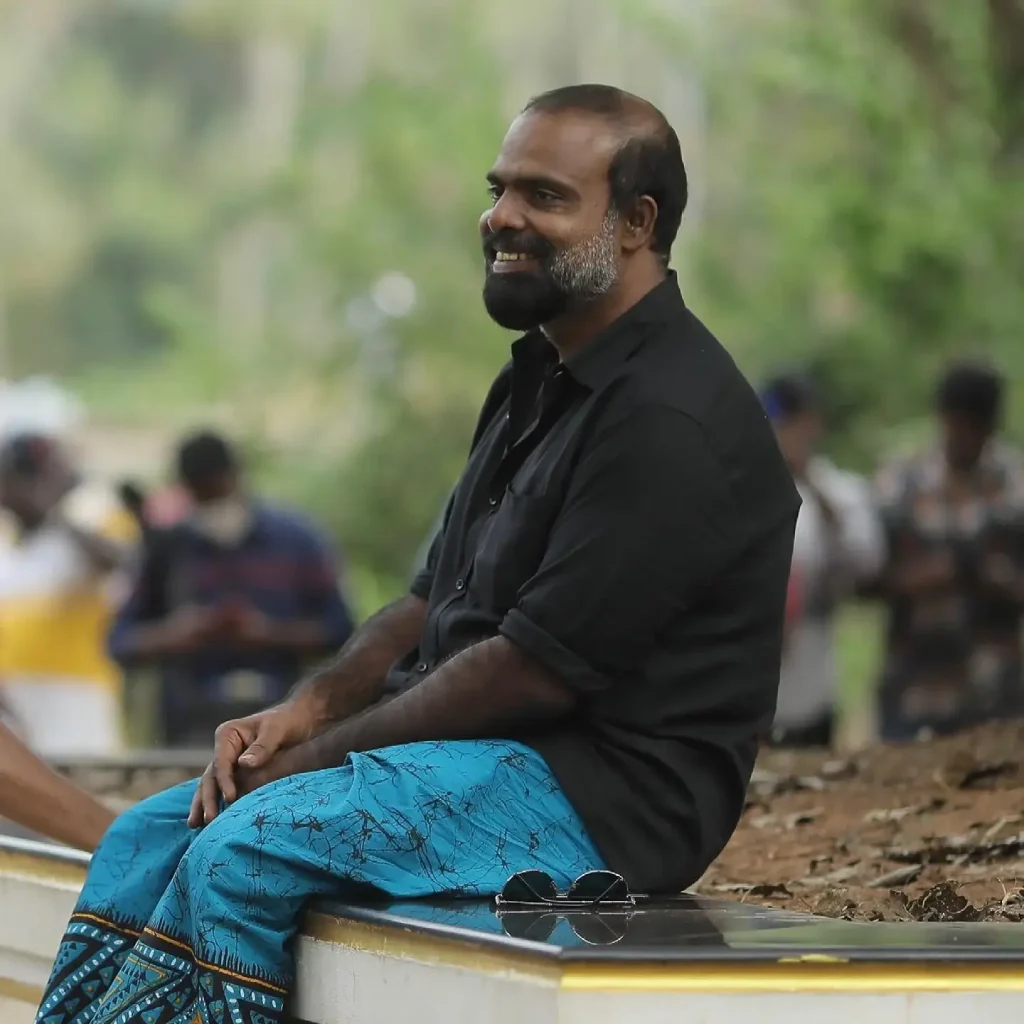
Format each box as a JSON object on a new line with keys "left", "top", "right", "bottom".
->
{"left": 694, "top": 718, "right": 1024, "bottom": 922}
{"left": 59, "top": 720, "right": 1024, "bottom": 924}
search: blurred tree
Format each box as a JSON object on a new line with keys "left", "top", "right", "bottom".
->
{"left": 693, "top": 0, "right": 1024, "bottom": 468}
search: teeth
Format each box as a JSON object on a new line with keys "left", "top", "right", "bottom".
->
{"left": 495, "top": 252, "right": 530, "bottom": 261}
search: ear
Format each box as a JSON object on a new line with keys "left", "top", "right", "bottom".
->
{"left": 620, "top": 195, "right": 658, "bottom": 254}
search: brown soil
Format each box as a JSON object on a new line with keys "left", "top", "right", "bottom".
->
{"left": 695, "top": 719, "right": 1024, "bottom": 922}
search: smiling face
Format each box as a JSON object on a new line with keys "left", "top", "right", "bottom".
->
{"left": 480, "top": 109, "right": 625, "bottom": 331}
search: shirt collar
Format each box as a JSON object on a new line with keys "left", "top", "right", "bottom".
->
{"left": 509, "top": 272, "right": 685, "bottom": 392}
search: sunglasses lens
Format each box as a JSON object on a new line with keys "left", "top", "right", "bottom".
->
{"left": 500, "top": 869, "right": 559, "bottom": 904}
{"left": 499, "top": 911, "right": 558, "bottom": 942}
{"left": 571, "top": 913, "right": 630, "bottom": 946}
{"left": 566, "top": 870, "right": 630, "bottom": 904}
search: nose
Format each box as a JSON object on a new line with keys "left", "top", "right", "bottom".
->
{"left": 481, "top": 191, "right": 527, "bottom": 237}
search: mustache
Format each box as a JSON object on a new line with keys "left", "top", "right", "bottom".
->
{"left": 482, "top": 230, "right": 554, "bottom": 260}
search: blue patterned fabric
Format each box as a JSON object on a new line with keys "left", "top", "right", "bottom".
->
{"left": 36, "top": 740, "right": 603, "bottom": 1024}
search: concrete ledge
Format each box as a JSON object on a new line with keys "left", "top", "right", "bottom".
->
{"left": 2, "top": 837, "right": 1024, "bottom": 1024}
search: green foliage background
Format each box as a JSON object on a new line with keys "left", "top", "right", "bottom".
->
{"left": 1, "top": 0, "right": 1022, "bottom": 623}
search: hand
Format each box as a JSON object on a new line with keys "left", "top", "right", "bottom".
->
{"left": 916, "top": 550, "right": 957, "bottom": 589}
{"left": 234, "top": 739, "right": 322, "bottom": 800}
{"left": 159, "top": 605, "right": 221, "bottom": 654}
{"left": 231, "top": 606, "right": 276, "bottom": 646}
{"left": 982, "top": 553, "right": 1020, "bottom": 595}
{"left": 188, "top": 702, "right": 317, "bottom": 827}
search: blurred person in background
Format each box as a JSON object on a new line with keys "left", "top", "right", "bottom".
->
{"left": 873, "top": 361, "right": 1024, "bottom": 741}
{"left": 763, "top": 372, "right": 884, "bottom": 747}
{"left": 108, "top": 430, "right": 354, "bottom": 747}
{"left": 0, "top": 719, "right": 114, "bottom": 851}
{"left": 0, "top": 433, "right": 138, "bottom": 756}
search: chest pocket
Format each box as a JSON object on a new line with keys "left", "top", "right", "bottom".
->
{"left": 470, "top": 489, "right": 556, "bottom": 612}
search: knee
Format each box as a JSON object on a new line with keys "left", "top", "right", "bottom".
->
{"left": 178, "top": 800, "right": 253, "bottom": 885}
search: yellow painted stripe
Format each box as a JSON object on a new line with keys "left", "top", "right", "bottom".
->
{"left": 303, "top": 912, "right": 1024, "bottom": 993}
{"left": 0, "top": 847, "right": 88, "bottom": 888}
{"left": 0, "top": 976, "right": 43, "bottom": 1004}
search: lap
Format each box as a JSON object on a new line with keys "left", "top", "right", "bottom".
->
{"left": 118, "top": 739, "right": 601, "bottom": 899}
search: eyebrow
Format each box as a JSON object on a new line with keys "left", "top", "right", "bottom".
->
{"left": 486, "top": 170, "right": 580, "bottom": 200}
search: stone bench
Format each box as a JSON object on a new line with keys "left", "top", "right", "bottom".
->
{"left": 2, "top": 836, "right": 1023, "bottom": 1024}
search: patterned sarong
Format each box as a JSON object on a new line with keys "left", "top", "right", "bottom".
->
{"left": 36, "top": 739, "right": 602, "bottom": 1023}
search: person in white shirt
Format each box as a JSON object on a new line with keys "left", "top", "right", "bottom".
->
{"left": 761, "top": 373, "right": 884, "bottom": 747}
{"left": 0, "top": 433, "right": 138, "bottom": 756}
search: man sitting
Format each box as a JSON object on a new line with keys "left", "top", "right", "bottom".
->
{"left": 37, "top": 85, "right": 798, "bottom": 1024}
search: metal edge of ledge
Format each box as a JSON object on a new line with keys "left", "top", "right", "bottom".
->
{"left": 3, "top": 839, "right": 1024, "bottom": 997}
{"left": 0, "top": 838, "right": 90, "bottom": 885}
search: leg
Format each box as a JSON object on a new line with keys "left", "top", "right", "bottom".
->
{"left": 78, "top": 740, "right": 601, "bottom": 1024}
{"left": 35, "top": 781, "right": 196, "bottom": 1023}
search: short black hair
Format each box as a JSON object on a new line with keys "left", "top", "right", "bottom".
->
{"left": 935, "top": 361, "right": 1004, "bottom": 430}
{"left": 760, "top": 372, "right": 819, "bottom": 421}
{"left": 175, "top": 430, "right": 237, "bottom": 489}
{"left": 0, "top": 432, "right": 55, "bottom": 479}
{"left": 522, "top": 84, "right": 687, "bottom": 265}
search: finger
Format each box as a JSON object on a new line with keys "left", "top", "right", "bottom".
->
{"left": 212, "top": 725, "right": 247, "bottom": 804}
{"left": 187, "top": 780, "right": 205, "bottom": 829}
{"left": 200, "top": 767, "right": 221, "bottom": 825}
{"left": 238, "top": 719, "right": 283, "bottom": 769}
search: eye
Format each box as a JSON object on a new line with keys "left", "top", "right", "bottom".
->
{"left": 533, "top": 188, "right": 561, "bottom": 204}
{"left": 487, "top": 183, "right": 503, "bottom": 204}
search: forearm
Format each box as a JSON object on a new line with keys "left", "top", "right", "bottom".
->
{"left": 114, "top": 620, "right": 179, "bottom": 661}
{"left": 289, "top": 594, "right": 428, "bottom": 728}
{"left": 0, "top": 724, "right": 115, "bottom": 851}
{"left": 61, "top": 521, "right": 133, "bottom": 574}
{"left": 299, "top": 636, "right": 576, "bottom": 769}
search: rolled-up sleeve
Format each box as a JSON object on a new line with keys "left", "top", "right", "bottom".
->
{"left": 500, "top": 405, "right": 735, "bottom": 692}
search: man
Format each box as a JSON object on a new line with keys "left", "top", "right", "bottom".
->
{"left": 37, "top": 86, "right": 798, "bottom": 1024}
{"left": 108, "top": 431, "right": 355, "bottom": 746}
{"left": 762, "top": 372, "right": 883, "bottom": 747}
{"left": 0, "top": 433, "right": 137, "bottom": 756}
{"left": 874, "top": 361, "right": 1024, "bottom": 741}
{"left": 0, "top": 720, "right": 114, "bottom": 851}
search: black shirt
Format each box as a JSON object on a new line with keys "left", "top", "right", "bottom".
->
{"left": 386, "top": 274, "right": 799, "bottom": 893}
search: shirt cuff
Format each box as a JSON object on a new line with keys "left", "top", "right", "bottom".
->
{"left": 410, "top": 569, "right": 434, "bottom": 601}
{"left": 499, "top": 608, "right": 613, "bottom": 694}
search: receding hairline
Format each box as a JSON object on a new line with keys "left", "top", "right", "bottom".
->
{"left": 521, "top": 85, "right": 675, "bottom": 151}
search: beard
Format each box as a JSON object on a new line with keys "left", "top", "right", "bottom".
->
{"left": 482, "top": 209, "right": 619, "bottom": 331}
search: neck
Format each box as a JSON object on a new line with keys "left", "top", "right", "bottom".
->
{"left": 541, "top": 263, "right": 667, "bottom": 362}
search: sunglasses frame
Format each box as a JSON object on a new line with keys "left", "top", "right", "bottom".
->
{"left": 494, "top": 869, "right": 635, "bottom": 910}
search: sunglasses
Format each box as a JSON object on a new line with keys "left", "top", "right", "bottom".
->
{"left": 495, "top": 907, "right": 632, "bottom": 946}
{"left": 494, "top": 869, "right": 633, "bottom": 910}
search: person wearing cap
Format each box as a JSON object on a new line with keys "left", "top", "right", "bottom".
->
{"left": 762, "top": 372, "right": 884, "bottom": 747}
{"left": 0, "top": 433, "right": 138, "bottom": 756}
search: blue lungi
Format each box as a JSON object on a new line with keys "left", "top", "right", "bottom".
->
{"left": 36, "top": 739, "right": 603, "bottom": 1023}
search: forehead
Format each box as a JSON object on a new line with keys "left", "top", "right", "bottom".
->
{"left": 489, "top": 110, "right": 621, "bottom": 190}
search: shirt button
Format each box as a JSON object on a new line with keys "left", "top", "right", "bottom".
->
{"left": 455, "top": 578, "right": 466, "bottom": 591}
{"left": 488, "top": 496, "right": 499, "bottom": 507}
{"left": 416, "top": 661, "right": 429, "bottom": 673}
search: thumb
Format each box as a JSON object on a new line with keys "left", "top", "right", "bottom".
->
{"left": 237, "top": 721, "right": 282, "bottom": 768}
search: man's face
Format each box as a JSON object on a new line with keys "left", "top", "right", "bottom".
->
{"left": 940, "top": 411, "right": 991, "bottom": 472}
{"left": 480, "top": 110, "right": 624, "bottom": 331}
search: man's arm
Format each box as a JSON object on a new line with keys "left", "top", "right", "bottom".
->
{"left": 287, "top": 594, "right": 429, "bottom": 727}
{"left": 193, "top": 593, "right": 430, "bottom": 822}
{"left": 240, "top": 405, "right": 740, "bottom": 788}
{"left": 262, "top": 636, "right": 574, "bottom": 776}
{"left": 0, "top": 721, "right": 115, "bottom": 851}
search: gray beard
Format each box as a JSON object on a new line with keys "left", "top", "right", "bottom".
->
{"left": 548, "top": 208, "right": 619, "bottom": 300}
